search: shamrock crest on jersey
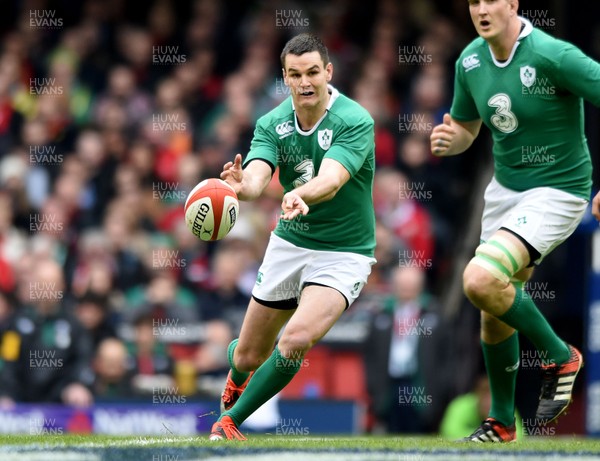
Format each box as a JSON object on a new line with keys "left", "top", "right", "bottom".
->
{"left": 520, "top": 66, "right": 536, "bottom": 87}
{"left": 317, "top": 129, "right": 332, "bottom": 150}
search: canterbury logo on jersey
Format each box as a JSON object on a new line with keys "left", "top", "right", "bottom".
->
{"left": 462, "top": 53, "right": 480, "bottom": 72}
{"left": 275, "top": 121, "right": 294, "bottom": 138}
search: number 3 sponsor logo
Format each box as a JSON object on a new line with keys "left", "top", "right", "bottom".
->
{"left": 293, "top": 159, "right": 315, "bottom": 188}
{"left": 488, "top": 93, "right": 518, "bottom": 133}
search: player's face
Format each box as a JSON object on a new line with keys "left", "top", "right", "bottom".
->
{"left": 468, "top": 0, "right": 517, "bottom": 41}
{"left": 283, "top": 51, "right": 332, "bottom": 111}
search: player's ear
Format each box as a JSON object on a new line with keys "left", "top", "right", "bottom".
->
{"left": 325, "top": 62, "right": 333, "bottom": 82}
{"left": 282, "top": 68, "right": 289, "bottom": 85}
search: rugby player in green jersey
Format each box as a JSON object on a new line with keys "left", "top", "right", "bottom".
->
{"left": 431, "top": 0, "right": 600, "bottom": 442}
{"left": 209, "top": 33, "right": 376, "bottom": 440}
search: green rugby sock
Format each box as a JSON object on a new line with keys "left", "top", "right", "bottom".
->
{"left": 227, "top": 339, "right": 250, "bottom": 386}
{"left": 224, "top": 346, "right": 302, "bottom": 426}
{"left": 482, "top": 332, "right": 519, "bottom": 426}
{"left": 499, "top": 284, "right": 570, "bottom": 366}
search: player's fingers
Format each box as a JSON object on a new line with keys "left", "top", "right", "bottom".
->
{"left": 433, "top": 124, "right": 455, "bottom": 136}
{"left": 282, "top": 208, "right": 299, "bottom": 220}
{"left": 443, "top": 113, "right": 452, "bottom": 126}
{"left": 431, "top": 138, "right": 449, "bottom": 155}
{"left": 233, "top": 154, "right": 243, "bottom": 168}
{"left": 281, "top": 196, "right": 292, "bottom": 210}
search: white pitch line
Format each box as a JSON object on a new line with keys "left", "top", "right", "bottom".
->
{"left": 0, "top": 452, "right": 100, "bottom": 461}
{"left": 198, "top": 453, "right": 600, "bottom": 461}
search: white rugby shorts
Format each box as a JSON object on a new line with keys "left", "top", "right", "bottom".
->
{"left": 480, "top": 177, "right": 589, "bottom": 264}
{"left": 252, "top": 233, "right": 376, "bottom": 308}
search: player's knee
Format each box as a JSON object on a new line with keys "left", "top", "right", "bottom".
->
{"left": 464, "top": 238, "right": 525, "bottom": 306}
{"left": 234, "top": 348, "right": 270, "bottom": 372}
{"left": 278, "top": 328, "right": 313, "bottom": 358}
{"left": 463, "top": 263, "right": 502, "bottom": 308}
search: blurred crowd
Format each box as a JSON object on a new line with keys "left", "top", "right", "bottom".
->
{"left": 0, "top": 0, "right": 595, "bottom": 434}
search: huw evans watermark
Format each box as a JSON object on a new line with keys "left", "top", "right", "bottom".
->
{"left": 152, "top": 386, "right": 187, "bottom": 404}
{"left": 152, "top": 318, "right": 187, "bottom": 337}
{"left": 398, "top": 386, "right": 433, "bottom": 406}
{"left": 152, "top": 46, "right": 187, "bottom": 65}
{"left": 29, "top": 10, "right": 63, "bottom": 29}
{"left": 275, "top": 418, "right": 309, "bottom": 435}
{"left": 29, "top": 350, "right": 63, "bottom": 369}
{"left": 152, "top": 182, "right": 187, "bottom": 201}
{"left": 29, "top": 145, "right": 63, "bottom": 165}
{"left": 399, "top": 181, "right": 432, "bottom": 202}
{"left": 398, "top": 250, "right": 433, "bottom": 269}
{"left": 398, "top": 45, "right": 432, "bottom": 65}
{"left": 275, "top": 10, "right": 309, "bottom": 28}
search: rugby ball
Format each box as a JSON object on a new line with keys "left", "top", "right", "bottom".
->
{"left": 184, "top": 179, "right": 239, "bottom": 241}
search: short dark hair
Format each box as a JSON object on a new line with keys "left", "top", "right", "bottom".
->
{"left": 280, "top": 33, "right": 329, "bottom": 69}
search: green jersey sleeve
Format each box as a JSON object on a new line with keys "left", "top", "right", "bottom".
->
{"left": 451, "top": 58, "right": 481, "bottom": 122}
{"left": 554, "top": 44, "right": 600, "bottom": 107}
{"left": 324, "top": 118, "right": 374, "bottom": 177}
{"left": 244, "top": 120, "right": 278, "bottom": 172}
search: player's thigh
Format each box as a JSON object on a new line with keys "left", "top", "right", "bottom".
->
{"left": 237, "top": 297, "right": 295, "bottom": 362}
{"left": 279, "top": 284, "right": 347, "bottom": 351}
{"left": 491, "top": 228, "right": 532, "bottom": 269}
{"left": 465, "top": 229, "right": 530, "bottom": 290}
{"left": 251, "top": 233, "right": 307, "bottom": 304}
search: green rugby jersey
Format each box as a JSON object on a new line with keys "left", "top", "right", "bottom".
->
{"left": 244, "top": 85, "right": 376, "bottom": 257}
{"left": 451, "top": 18, "right": 600, "bottom": 199}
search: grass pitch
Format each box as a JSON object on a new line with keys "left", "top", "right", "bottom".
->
{"left": 1, "top": 434, "right": 599, "bottom": 460}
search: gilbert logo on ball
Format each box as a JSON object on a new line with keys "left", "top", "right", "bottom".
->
{"left": 184, "top": 179, "right": 239, "bottom": 241}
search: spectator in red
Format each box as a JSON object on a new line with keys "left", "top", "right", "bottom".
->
{"left": 374, "top": 168, "right": 434, "bottom": 266}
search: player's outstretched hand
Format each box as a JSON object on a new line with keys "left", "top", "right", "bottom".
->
{"left": 430, "top": 113, "right": 456, "bottom": 156}
{"left": 592, "top": 191, "right": 600, "bottom": 221}
{"left": 220, "top": 154, "right": 244, "bottom": 194}
{"left": 281, "top": 191, "right": 309, "bottom": 220}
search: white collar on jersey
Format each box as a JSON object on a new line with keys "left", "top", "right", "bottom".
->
{"left": 488, "top": 17, "right": 534, "bottom": 68}
{"left": 292, "top": 84, "right": 340, "bottom": 136}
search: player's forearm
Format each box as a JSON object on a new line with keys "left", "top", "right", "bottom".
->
{"left": 439, "top": 128, "right": 476, "bottom": 156}
{"left": 237, "top": 177, "right": 267, "bottom": 201}
{"left": 432, "top": 117, "right": 481, "bottom": 157}
{"left": 235, "top": 162, "right": 272, "bottom": 201}
{"left": 292, "top": 175, "right": 340, "bottom": 205}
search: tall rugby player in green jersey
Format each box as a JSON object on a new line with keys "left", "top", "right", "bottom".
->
{"left": 431, "top": 0, "right": 600, "bottom": 442}
{"left": 209, "top": 34, "right": 376, "bottom": 440}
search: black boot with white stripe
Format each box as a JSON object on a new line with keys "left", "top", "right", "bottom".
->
{"left": 536, "top": 344, "right": 583, "bottom": 423}
{"left": 461, "top": 417, "right": 517, "bottom": 443}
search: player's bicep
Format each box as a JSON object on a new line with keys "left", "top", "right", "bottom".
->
{"left": 325, "top": 120, "right": 374, "bottom": 176}
{"left": 245, "top": 122, "right": 279, "bottom": 168}
{"left": 450, "top": 60, "right": 480, "bottom": 122}
{"left": 557, "top": 46, "right": 600, "bottom": 106}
